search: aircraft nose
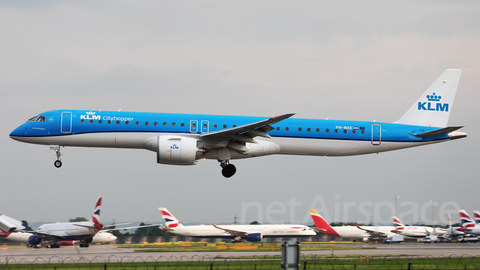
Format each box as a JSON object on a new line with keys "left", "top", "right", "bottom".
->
{"left": 9, "top": 126, "right": 25, "bottom": 139}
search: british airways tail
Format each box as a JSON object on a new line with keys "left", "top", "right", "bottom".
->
{"left": 309, "top": 209, "right": 340, "bottom": 237}
{"left": 459, "top": 210, "right": 475, "bottom": 229}
{"left": 395, "top": 69, "right": 462, "bottom": 127}
{"left": 473, "top": 210, "right": 480, "bottom": 225}
{"left": 392, "top": 216, "right": 405, "bottom": 228}
{"left": 90, "top": 196, "right": 103, "bottom": 231}
{"left": 158, "top": 207, "right": 183, "bottom": 229}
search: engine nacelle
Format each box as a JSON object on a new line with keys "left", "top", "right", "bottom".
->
{"left": 246, "top": 233, "right": 263, "bottom": 242}
{"left": 28, "top": 235, "right": 42, "bottom": 246}
{"left": 145, "top": 135, "right": 201, "bottom": 165}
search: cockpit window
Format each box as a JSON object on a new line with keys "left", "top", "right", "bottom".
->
{"left": 27, "top": 116, "right": 38, "bottom": 122}
{"left": 36, "top": 116, "right": 46, "bottom": 122}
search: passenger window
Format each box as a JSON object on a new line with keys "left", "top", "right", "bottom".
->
{"left": 135, "top": 121, "right": 139, "bottom": 125}
{"left": 285, "top": 127, "right": 289, "bottom": 131}
{"left": 326, "top": 129, "right": 329, "bottom": 133}
{"left": 99, "top": 120, "right": 102, "bottom": 124}
{"left": 125, "top": 121, "right": 129, "bottom": 125}
{"left": 276, "top": 127, "right": 280, "bottom": 131}
{"left": 163, "top": 122, "right": 167, "bottom": 126}
{"left": 107, "top": 120, "right": 111, "bottom": 124}
{"left": 307, "top": 128, "right": 311, "bottom": 132}
{"left": 223, "top": 124, "right": 227, "bottom": 128}
{"left": 361, "top": 130, "right": 365, "bottom": 134}
{"left": 145, "top": 122, "right": 149, "bottom": 126}
{"left": 81, "top": 119, "right": 85, "bottom": 123}
{"left": 233, "top": 125, "right": 236, "bottom": 127}
{"left": 214, "top": 124, "right": 217, "bottom": 128}
{"left": 352, "top": 130, "right": 356, "bottom": 134}
{"left": 192, "top": 123, "right": 196, "bottom": 128}
{"left": 334, "top": 129, "right": 338, "bottom": 133}
{"left": 36, "top": 116, "right": 46, "bottom": 122}
{"left": 316, "top": 128, "right": 319, "bottom": 132}
{"left": 154, "top": 122, "right": 158, "bottom": 126}
{"left": 90, "top": 120, "right": 94, "bottom": 124}
{"left": 343, "top": 129, "right": 347, "bottom": 133}
{"left": 172, "top": 123, "right": 176, "bottom": 127}
{"left": 203, "top": 123, "right": 207, "bottom": 128}
{"left": 181, "top": 123, "right": 185, "bottom": 127}
{"left": 116, "top": 121, "right": 120, "bottom": 124}
{"left": 298, "top": 128, "right": 302, "bottom": 131}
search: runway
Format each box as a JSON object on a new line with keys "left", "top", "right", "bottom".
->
{"left": 1, "top": 243, "right": 479, "bottom": 264}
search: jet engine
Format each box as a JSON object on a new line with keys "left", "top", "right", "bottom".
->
{"left": 246, "top": 233, "right": 263, "bottom": 242}
{"left": 145, "top": 135, "right": 202, "bottom": 165}
{"left": 28, "top": 235, "right": 42, "bottom": 246}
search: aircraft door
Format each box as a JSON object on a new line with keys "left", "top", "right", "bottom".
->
{"left": 61, "top": 111, "right": 72, "bottom": 134}
{"left": 201, "top": 120, "right": 209, "bottom": 133}
{"left": 190, "top": 120, "right": 198, "bottom": 133}
{"left": 371, "top": 124, "right": 381, "bottom": 145}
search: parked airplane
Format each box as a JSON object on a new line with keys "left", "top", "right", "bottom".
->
{"left": 0, "top": 197, "right": 157, "bottom": 248}
{"left": 309, "top": 209, "right": 396, "bottom": 241}
{"left": 392, "top": 216, "right": 445, "bottom": 238}
{"left": 0, "top": 229, "right": 117, "bottom": 245}
{"left": 9, "top": 70, "right": 465, "bottom": 177}
{"left": 159, "top": 208, "right": 316, "bottom": 242}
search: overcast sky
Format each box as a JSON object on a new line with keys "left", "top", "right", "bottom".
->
{"left": 1, "top": 1, "right": 479, "bottom": 227}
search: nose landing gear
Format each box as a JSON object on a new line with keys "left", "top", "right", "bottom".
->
{"left": 50, "top": 145, "right": 63, "bottom": 168}
{"left": 220, "top": 160, "right": 236, "bottom": 178}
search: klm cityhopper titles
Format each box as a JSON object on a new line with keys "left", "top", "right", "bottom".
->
{"left": 10, "top": 70, "right": 466, "bottom": 177}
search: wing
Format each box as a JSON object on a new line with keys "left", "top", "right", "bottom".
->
{"left": 24, "top": 230, "right": 64, "bottom": 239}
{"left": 200, "top": 113, "right": 295, "bottom": 152}
{"left": 103, "top": 224, "right": 161, "bottom": 232}
{"left": 211, "top": 223, "right": 249, "bottom": 237}
{"left": 354, "top": 224, "right": 390, "bottom": 237}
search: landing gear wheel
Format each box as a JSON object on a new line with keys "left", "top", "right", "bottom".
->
{"left": 54, "top": 160, "right": 62, "bottom": 168}
{"left": 222, "top": 164, "right": 236, "bottom": 178}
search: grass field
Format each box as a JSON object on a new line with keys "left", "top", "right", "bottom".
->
{"left": 3, "top": 256, "right": 480, "bottom": 269}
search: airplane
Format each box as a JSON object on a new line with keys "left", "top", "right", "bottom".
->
{"left": 391, "top": 216, "right": 445, "bottom": 238}
{"left": 0, "top": 229, "right": 117, "bottom": 246}
{"left": 159, "top": 207, "right": 316, "bottom": 242}
{"left": 0, "top": 196, "right": 158, "bottom": 248}
{"left": 9, "top": 69, "right": 466, "bottom": 178}
{"left": 309, "top": 209, "right": 396, "bottom": 242}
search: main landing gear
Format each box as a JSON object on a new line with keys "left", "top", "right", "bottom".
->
{"left": 50, "top": 145, "right": 62, "bottom": 168}
{"left": 220, "top": 160, "right": 236, "bottom": 178}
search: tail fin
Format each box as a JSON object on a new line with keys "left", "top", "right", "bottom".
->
{"left": 158, "top": 207, "right": 183, "bottom": 229}
{"left": 459, "top": 210, "right": 475, "bottom": 229}
{"left": 395, "top": 69, "right": 462, "bottom": 127}
{"left": 308, "top": 209, "right": 340, "bottom": 237}
{"left": 392, "top": 216, "right": 405, "bottom": 228}
{"left": 91, "top": 196, "right": 103, "bottom": 231}
{"left": 473, "top": 211, "right": 480, "bottom": 225}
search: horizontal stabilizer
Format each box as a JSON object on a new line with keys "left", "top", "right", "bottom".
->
{"left": 413, "top": 126, "right": 464, "bottom": 138}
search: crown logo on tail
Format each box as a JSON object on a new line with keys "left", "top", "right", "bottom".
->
{"left": 426, "top": 93, "right": 441, "bottom": 102}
